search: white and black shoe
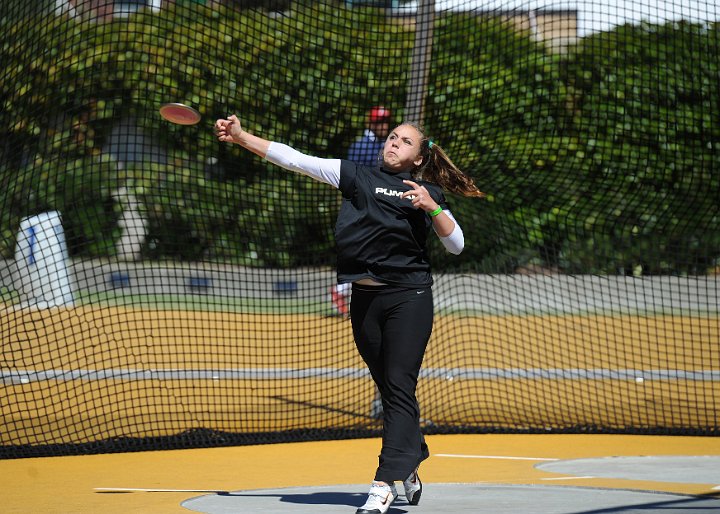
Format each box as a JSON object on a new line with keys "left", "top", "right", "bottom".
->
{"left": 356, "top": 481, "right": 398, "bottom": 514}
{"left": 403, "top": 468, "right": 422, "bottom": 505}
{"left": 369, "top": 398, "right": 384, "bottom": 419}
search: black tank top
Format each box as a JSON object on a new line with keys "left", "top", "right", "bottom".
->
{"left": 334, "top": 160, "right": 449, "bottom": 287}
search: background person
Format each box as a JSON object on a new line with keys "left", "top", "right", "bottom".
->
{"left": 337, "top": 106, "right": 395, "bottom": 416}
{"left": 347, "top": 106, "right": 392, "bottom": 166}
{"left": 215, "top": 114, "right": 483, "bottom": 514}
{"left": 330, "top": 281, "right": 351, "bottom": 317}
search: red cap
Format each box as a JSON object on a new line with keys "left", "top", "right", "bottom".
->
{"left": 368, "top": 106, "right": 392, "bottom": 123}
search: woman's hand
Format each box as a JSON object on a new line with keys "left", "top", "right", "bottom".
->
{"left": 215, "top": 114, "right": 243, "bottom": 144}
{"left": 401, "top": 180, "right": 439, "bottom": 213}
{"left": 402, "top": 179, "right": 455, "bottom": 237}
{"left": 214, "top": 115, "right": 271, "bottom": 159}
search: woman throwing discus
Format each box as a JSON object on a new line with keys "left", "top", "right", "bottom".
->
{"left": 215, "top": 114, "right": 483, "bottom": 514}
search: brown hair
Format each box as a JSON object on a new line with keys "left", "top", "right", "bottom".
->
{"left": 403, "top": 121, "right": 485, "bottom": 198}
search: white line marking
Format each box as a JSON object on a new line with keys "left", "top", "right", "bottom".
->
{"left": 541, "top": 476, "right": 595, "bottom": 481}
{"left": 4, "top": 368, "right": 718, "bottom": 383}
{"left": 94, "top": 487, "right": 226, "bottom": 493}
{"left": 435, "top": 453, "right": 559, "bottom": 461}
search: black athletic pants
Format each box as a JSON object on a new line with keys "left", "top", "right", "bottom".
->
{"left": 351, "top": 283, "right": 433, "bottom": 483}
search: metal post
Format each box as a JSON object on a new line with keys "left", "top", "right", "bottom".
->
{"left": 404, "top": 0, "right": 435, "bottom": 125}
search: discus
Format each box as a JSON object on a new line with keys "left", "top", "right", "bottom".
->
{"left": 159, "top": 103, "right": 202, "bottom": 125}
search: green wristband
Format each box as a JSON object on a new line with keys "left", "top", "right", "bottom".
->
{"left": 428, "top": 206, "right": 443, "bottom": 217}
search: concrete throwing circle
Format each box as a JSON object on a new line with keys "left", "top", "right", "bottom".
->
{"left": 536, "top": 456, "right": 720, "bottom": 484}
{"left": 181, "top": 483, "right": 720, "bottom": 513}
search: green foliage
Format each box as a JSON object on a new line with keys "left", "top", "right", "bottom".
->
{"left": 555, "top": 21, "right": 720, "bottom": 274}
{"left": 0, "top": 153, "right": 122, "bottom": 257}
{"left": 0, "top": 3, "right": 718, "bottom": 274}
{"left": 427, "top": 14, "right": 573, "bottom": 272}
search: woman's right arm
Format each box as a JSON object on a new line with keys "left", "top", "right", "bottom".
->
{"left": 215, "top": 115, "right": 341, "bottom": 188}
{"left": 215, "top": 115, "right": 270, "bottom": 158}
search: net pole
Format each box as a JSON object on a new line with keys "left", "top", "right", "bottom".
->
{"left": 404, "top": 0, "right": 434, "bottom": 125}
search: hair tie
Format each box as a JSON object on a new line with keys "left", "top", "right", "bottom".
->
{"left": 428, "top": 140, "right": 434, "bottom": 149}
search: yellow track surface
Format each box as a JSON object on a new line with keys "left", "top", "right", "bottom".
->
{"left": 3, "top": 308, "right": 718, "bottom": 443}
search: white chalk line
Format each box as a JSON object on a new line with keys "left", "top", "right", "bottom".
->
{"left": 4, "top": 367, "right": 718, "bottom": 383}
{"left": 435, "top": 453, "right": 559, "bottom": 461}
{"left": 94, "top": 487, "right": 227, "bottom": 493}
{"left": 541, "top": 476, "right": 596, "bottom": 481}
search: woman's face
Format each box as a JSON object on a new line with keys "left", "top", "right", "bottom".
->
{"left": 382, "top": 124, "right": 424, "bottom": 172}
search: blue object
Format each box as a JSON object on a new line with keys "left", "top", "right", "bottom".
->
{"left": 273, "top": 281, "right": 298, "bottom": 295}
{"left": 187, "top": 276, "right": 212, "bottom": 292}
{"left": 109, "top": 272, "right": 131, "bottom": 289}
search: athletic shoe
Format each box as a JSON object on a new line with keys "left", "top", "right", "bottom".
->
{"left": 369, "top": 397, "right": 384, "bottom": 419}
{"left": 403, "top": 468, "right": 422, "bottom": 505}
{"left": 356, "top": 481, "right": 398, "bottom": 514}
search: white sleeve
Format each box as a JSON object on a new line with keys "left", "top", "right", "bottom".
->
{"left": 435, "top": 210, "right": 465, "bottom": 255}
{"left": 265, "top": 142, "right": 341, "bottom": 188}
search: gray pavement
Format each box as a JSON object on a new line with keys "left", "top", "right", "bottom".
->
{"left": 181, "top": 456, "right": 720, "bottom": 513}
{"left": 536, "top": 456, "right": 720, "bottom": 485}
{"left": 182, "top": 483, "right": 720, "bottom": 513}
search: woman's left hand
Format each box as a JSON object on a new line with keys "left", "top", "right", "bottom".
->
{"left": 402, "top": 180, "right": 439, "bottom": 213}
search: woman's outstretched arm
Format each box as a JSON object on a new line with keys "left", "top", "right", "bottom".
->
{"left": 215, "top": 115, "right": 341, "bottom": 187}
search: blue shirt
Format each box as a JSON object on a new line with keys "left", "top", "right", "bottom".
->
{"left": 347, "top": 130, "right": 384, "bottom": 166}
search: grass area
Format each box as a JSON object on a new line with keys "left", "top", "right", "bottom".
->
{"left": 75, "top": 290, "right": 336, "bottom": 316}
{"left": 0, "top": 286, "right": 19, "bottom": 305}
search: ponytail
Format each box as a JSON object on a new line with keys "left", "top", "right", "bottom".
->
{"left": 403, "top": 122, "right": 485, "bottom": 198}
